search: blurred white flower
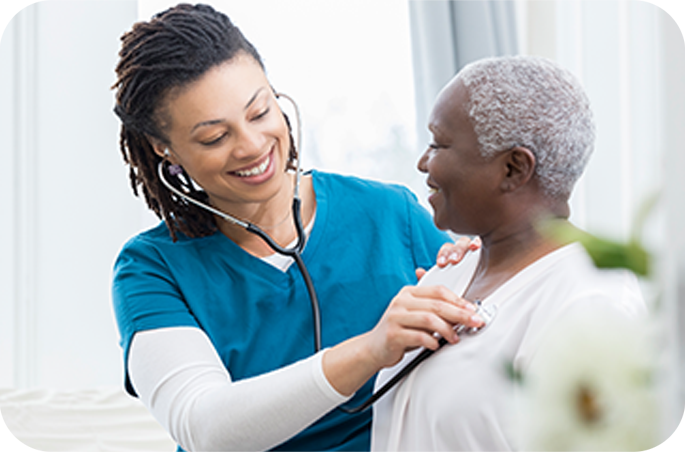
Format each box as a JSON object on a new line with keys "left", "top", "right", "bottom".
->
{"left": 517, "top": 304, "right": 660, "bottom": 451}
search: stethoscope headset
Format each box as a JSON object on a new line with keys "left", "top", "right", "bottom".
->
{"left": 157, "top": 92, "right": 497, "bottom": 413}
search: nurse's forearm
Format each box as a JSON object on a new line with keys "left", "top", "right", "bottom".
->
{"left": 129, "top": 327, "right": 350, "bottom": 452}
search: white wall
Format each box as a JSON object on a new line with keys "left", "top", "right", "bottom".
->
{"left": 0, "top": 0, "right": 144, "bottom": 389}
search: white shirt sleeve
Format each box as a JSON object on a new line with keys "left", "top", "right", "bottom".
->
{"left": 128, "top": 326, "right": 351, "bottom": 452}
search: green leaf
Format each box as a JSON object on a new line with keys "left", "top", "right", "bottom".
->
{"left": 538, "top": 220, "right": 651, "bottom": 277}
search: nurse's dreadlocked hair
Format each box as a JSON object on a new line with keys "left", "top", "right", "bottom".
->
{"left": 112, "top": 3, "right": 297, "bottom": 241}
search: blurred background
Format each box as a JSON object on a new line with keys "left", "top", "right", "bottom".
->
{"left": 1, "top": 0, "right": 684, "bottom": 449}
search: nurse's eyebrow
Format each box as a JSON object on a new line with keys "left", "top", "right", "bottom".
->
{"left": 190, "top": 87, "right": 267, "bottom": 132}
{"left": 191, "top": 119, "right": 224, "bottom": 132}
{"left": 244, "top": 87, "right": 266, "bottom": 111}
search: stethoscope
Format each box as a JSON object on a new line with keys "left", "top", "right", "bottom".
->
{"left": 156, "top": 92, "right": 498, "bottom": 413}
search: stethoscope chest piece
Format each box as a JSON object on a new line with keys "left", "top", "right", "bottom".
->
{"left": 458, "top": 301, "right": 498, "bottom": 336}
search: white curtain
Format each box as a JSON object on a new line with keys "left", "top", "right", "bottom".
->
{"left": 408, "top": 0, "right": 518, "bottom": 149}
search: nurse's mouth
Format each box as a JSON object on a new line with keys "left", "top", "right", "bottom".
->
{"left": 232, "top": 152, "right": 272, "bottom": 177}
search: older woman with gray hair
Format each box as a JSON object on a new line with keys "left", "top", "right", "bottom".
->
{"left": 370, "top": 55, "right": 647, "bottom": 451}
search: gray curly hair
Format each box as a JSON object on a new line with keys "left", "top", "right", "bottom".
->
{"left": 458, "top": 55, "right": 595, "bottom": 199}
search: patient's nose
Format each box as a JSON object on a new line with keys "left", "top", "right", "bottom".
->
{"left": 417, "top": 148, "right": 431, "bottom": 173}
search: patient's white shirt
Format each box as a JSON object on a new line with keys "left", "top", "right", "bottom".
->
{"left": 371, "top": 243, "right": 646, "bottom": 451}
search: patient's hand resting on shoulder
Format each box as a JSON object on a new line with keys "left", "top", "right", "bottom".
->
{"left": 416, "top": 236, "right": 482, "bottom": 281}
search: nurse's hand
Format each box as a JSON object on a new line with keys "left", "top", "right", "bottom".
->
{"left": 415, "top": 236, "right": 482, "bottom": 280}
{"left": 362, "top": 285, "right": 483, "bottom": 369}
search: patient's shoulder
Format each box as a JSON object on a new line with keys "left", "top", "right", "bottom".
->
{"left": 416, "top": 249, "right": 481, "bottom": 293}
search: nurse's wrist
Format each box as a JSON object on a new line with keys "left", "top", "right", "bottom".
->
{"left": 321, "top": 334, "right": 382, "bottom": 397}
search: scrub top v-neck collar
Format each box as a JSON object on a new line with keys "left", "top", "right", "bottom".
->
{"left": 205, "top": 170, "right": 328, "bottom": 281}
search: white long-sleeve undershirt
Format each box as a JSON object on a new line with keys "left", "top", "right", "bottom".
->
{"left": 128, "top": 326, "right": 351, "bottom": 452}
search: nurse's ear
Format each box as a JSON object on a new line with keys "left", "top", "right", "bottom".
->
{"left": 500, "top": 146, "right": 536, "bottom": 193}
{"left": 148, "top": 136, "right": 179, "bottom": 165}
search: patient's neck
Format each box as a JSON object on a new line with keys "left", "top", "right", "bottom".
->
{"left": 462, "top": 216, "right": 567, "bottom": 303}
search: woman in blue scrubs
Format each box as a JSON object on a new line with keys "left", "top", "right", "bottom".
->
{"left": 111, "top": 4, "right": 481, "bottom": 451}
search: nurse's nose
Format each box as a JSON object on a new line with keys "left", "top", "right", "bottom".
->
{"left": 233, "top": 124, "right": 267, "bottom": 159}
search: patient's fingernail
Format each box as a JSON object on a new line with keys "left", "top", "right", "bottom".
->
{"left": 448, "top": 252, "right": 460, "bottom": 262}
{"left": 438, "top": 256, "right": 446, "bottom": 265}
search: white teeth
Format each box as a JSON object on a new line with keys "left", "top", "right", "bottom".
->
{"left": 429, "top": 187, "right": 439, "bottom": 195}
{"left": 235, "top": 155, "right": 270, "bottom": 177}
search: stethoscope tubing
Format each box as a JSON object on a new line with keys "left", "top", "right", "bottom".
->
{"left": 338, "top": 336, "right": 449, "bottom": 414}
{"left": 245, "top": 197, "right": 322, "bottom": 352}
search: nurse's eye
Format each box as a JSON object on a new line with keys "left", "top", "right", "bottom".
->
{"left": 201, "top": 133, "right": 227, "bottom": 146}
{"left": 251, "top": 108, "right": 270, "bottom": 121}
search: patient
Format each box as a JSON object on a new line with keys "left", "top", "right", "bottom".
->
{"left": 371, "top": 56, "right": 647, "bottom": 451}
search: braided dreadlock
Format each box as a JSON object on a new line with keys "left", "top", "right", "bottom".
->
{"left": 112, "top": 3, "right": 297, "bottom": 241}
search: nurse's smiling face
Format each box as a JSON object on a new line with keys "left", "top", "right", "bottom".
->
{"left": 417, "top": 78, "right": 503, "bottom": 235}
{"left": 152, "top": 53, "right": 292, "bottom": 216}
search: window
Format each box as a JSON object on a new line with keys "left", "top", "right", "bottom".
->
{"left": 141, "top": 0, "right": 425, "bottom": 194}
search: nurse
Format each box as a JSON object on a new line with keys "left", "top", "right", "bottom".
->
{"left": 111, "top": 4, "right": 481, "bottom": 451}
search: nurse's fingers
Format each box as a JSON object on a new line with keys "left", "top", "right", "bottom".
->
{"left": 396, "top": 285, "right": 478, "bottom": 314}
{"left": 387, "top": 286, "right": 483, "bottom": 340}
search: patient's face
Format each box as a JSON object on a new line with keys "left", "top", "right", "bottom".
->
{"left": 418, "top": 79, "right": 502, "bottom": 234}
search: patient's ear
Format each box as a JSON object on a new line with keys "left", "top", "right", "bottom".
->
{"left": 501, "top": 146, "right": 536, "bottom": 192}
